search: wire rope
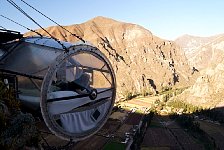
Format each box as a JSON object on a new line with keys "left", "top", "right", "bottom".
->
{"left": 0, "top": 14, "right": 42, "bottom": 37}
{"left": 20, "top": 0, "right": 85, "bottom": 43}
{"left": 0, "top": 25, "right": 7, "bottom": 30}
{"left": 6, "top": 0, "right": 69, "bottom": 52}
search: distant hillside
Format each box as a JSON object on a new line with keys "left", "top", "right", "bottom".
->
{"left": 176, "top": 35, "right": 224, "bottom": 107}
{"left": 179, "top": 59, "right": 224, "bottom": 107}
{"left": 25, "top": 16, "right": 195, "bottom": 99}
{"left": 175, "top": 34, "right": 224, "bottom": 69}
{"left": 175, "top": 34, "right": 222, "bottom": 50}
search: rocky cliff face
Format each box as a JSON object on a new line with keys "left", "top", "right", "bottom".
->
{"left": 175, "top": 34, "right": 224, "bottom": 70}
{"left": 177, "top": 35, "right": 224, "bottom": 107}
{"left": 25, "top": 16, "right": 194, "bottom": 99}
{"left": 180, "top": 61, "right": 224, "bottom": 107}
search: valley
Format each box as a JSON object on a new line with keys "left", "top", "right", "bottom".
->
{"left": 38, "top": 93, "right": 224, "bottom": 149}
{"left": 27, "top": 16, "right": 224, "bottom": 149}
{"left": 1, "top": 15, "right": 224, "bottom": 149}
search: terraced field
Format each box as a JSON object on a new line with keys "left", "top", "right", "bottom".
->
{"left": 142, "top": 115, "right": 205, "bottom": 150}
{"left": 198, "top": 120, "right": 224, "bottom": 150}
{"left": 37, "top": 96, "right": 224, "bottom": 149}
{"left": 118, "top": 96, "right": 160, "bottom": 111}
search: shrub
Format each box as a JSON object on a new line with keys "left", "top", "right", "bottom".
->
{"left": 0, "top": 81, "right": 20, "bottom": 111}
{"left": 123, "top": 90, "right": 134, "bottom": 100}
{"left": 0, "top": 112, "right": 39, "bottom": 149}
{"left": 161, "top": 86, "right": 172, "bottom": 92}
{"left": 168, "top": 100, "right": 201, "bottom": 114}
{"left": 175, "top": 115, "right": 201, "bottom": 132}
{"left": 0, "top": 80, "right": 39, "bottom": 149}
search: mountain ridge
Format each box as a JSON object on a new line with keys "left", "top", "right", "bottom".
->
{"left": 25, "top": 16, "right": 195, "bottom": 100}
{"left": 176, "top": 34, "right": 224, "bottom": 107}
{"left": 175, "top": 33, "right": 224, "bottom": 69}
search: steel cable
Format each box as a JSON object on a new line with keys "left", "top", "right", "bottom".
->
{"left": 20, "top": 0, "right": 85, "bottom": 43}
{"left": 6, "top": 0, "right": 69, "bottom": 52}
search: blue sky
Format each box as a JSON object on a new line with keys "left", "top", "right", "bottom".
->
{"left": 0, "top": 0, "right": 224, "bottom": 40}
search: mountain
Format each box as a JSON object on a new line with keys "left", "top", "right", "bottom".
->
{"left": 175, "top": 34, "right": 222, "bottom": 51}
{"left": 25, "top": 16, "right": 195, "bottom": 99}
{"left": 179, "top": 60, "right": 224, "bottom": 107}
{"left": 177, "top": 36, "right": 224, "bottom": 107}
{"left": 175, "top": 34, "right": 224, "bottom": 69}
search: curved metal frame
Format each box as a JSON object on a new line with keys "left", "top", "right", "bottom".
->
{"left": 40, "top": 44, "right": 116, "bottom": 141}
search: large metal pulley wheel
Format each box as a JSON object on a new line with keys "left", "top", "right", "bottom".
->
{"left": 40, "top": 44, "right": 116, "bottom": 141}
